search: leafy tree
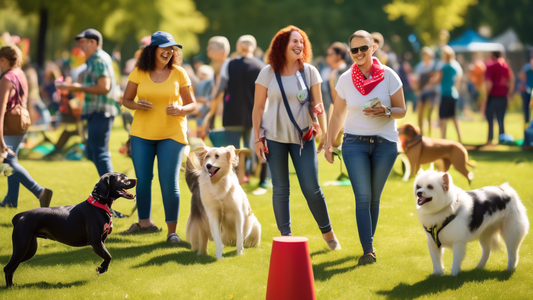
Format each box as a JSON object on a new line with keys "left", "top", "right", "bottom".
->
{"left": 384, "top": 0, "right": 477, "bottom": 46}
{"left": 194, "top": 0, "right": 412, "bottom": 59}
{"left": 0, "top": 0, "right": 207, "bottom": 68}
{"left": 459, "top": 0, "right": 533, "bottom": 47}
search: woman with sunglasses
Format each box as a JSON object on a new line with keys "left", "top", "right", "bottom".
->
{"left": 325, "top": 30, "right": 406, "bottom": 265}
{"left": 253, "top": 26, "right": 340, "bottom": 250}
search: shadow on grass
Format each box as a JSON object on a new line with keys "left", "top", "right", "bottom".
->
{"left": 310, "top": 250, "right": 359, "bottom": 281}
{"left": 132, "top": 249, "right": 217, "bottom": 268}
{"left": 0, "top": 222, "right": 13, "bottom": 228}
{"left": 0, "top": 240, "right": 192, "bottom": 268}
{"left": 375, "top": 269, "right": 512, "bottom": 299}
{"left": 469, "top": 150, "right": 533, "bottom": 163}
{"left": 9, "top": 280, "right": 88, "bottom": 290}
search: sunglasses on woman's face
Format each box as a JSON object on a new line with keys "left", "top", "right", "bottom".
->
{"left": 350, "top": 45, "right": 370, "bottom": 54}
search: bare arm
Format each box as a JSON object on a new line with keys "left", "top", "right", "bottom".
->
{"left": 122, "top": 81, "right": 153, "bottom": 111}
{"left": 253, "top": 83, "right": 268, "bottom": 161}
{"left": 166, "top": 86, "right": 197, "bottom": 116}
{"left": 199, "top": 91, "right": 223, "bottom": 132}
{"left": 363, "top": 87, "right": 407, "bottom": 119}
{"left": 0, "top": 78, "right": 15, "bottom": 155}
{"left": 324, "top": 95, "right": 347, "bottom": 164}
{"left": 508, "top": 68, "right": 515, "bottom": 102}
{"left": 56, "top": 76, "right": 111, "bottom": 95}
{"left": 310, "top": 83, "right": 327, "bottom": 152}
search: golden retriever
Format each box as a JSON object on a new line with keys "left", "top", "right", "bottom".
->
{"left": 398, "top": 122, "right": 474, "bottom": 184}
{"left": 185, "top": 145, "right": 261, "bottom": 259}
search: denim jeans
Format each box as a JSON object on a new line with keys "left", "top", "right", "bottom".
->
{"left": 130, "top": 137, "right": 185, "bottom": 223}
{"left": 86, "top": 113, "right": 114, "bottom": 176}
{"left": 265, "top": 138, "right": 332, "bottom": 236}
{"left": 521, "top": 92, "right": 531, "bottom": 124}
{"left": 485, "top": 96, "right": 507, "bottom": 142}
{"left": 342, "top": 134, "right": 397, "bottom": 254}
{"left": 2, "top": 135, "right": 44, "bottom": 207}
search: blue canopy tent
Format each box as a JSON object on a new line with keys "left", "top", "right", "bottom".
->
{"left": 449, "top": 29, "right": 504, "bottom": 52}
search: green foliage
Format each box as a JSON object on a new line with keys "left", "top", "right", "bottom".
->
{"left": 460, "top": 0, "right": 533, "bottom": 47}
{"left": 0, "top": 0, "right": 208, "bottom": 62}
{"left": 384, "top": 0, "right": 478, "bottom": 46}
{"left": 0, "top": 112, "right": 532, "bottom": 298}
{"left": 194, "top": 0, "right": 412, "bottom": 58}
{"left": 102, "top": 0, "right": 208, "bottom": 55}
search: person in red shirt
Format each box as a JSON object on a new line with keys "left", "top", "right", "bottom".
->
{"left": 481, "top": 51, "right": 515, "bottom": 145}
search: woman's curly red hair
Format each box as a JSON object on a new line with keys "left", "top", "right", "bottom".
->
{"left": 266, "top": 26, "right": 313, "bottom": 73}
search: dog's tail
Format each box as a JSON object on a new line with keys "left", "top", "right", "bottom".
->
{"left": 185, "top": 154, "right": 201, "bottom": 192}
{"left": 185, "top": 196, "right": 210, "bottom": 255}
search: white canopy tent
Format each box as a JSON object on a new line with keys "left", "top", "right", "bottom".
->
{"left": 491, "top": 28, "right": 525, "bottom": 52}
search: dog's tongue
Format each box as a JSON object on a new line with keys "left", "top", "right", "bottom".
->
{"left": 209, "top": 167, "right": 220, "bottom": 177}
{"left": 417, "top": 197, "right": 432, "bottom": 206}
{"left": 118, "top": 190, "right": 135, "bottom": 199}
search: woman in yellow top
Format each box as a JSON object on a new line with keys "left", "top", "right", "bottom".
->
{"left": 122, "top": 31, "right": 196, "bottom": 243}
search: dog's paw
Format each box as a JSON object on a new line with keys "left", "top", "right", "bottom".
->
{"left": 97, "top": 266, "right": 108, "bottom": 274}
{"left": 432, "top": 270, "right": 444, "bottom": 276}
{"left": 450, "top": 269, "right": 460, "bottom": 276}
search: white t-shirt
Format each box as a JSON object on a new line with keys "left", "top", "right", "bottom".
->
{"left": 335, "top": 65, "right": 402, "bottom": 142}
{"left": 255, "top": 63, "right": 322, "bottom": 144}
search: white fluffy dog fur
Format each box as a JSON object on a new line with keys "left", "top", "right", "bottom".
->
{"left": 414, "top": 170, "right": 529, "bottom": 276}
{"left": 185, "top": 145, "right": 261, "bottom": 259}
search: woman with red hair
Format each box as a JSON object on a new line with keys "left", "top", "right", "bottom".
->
{"left": 252, "top": 26, "right": 340, "bottom": 249}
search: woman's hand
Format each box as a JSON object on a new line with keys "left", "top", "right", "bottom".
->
{"left": 254, "top": 139, "right": 267, "bottom": 162}
{"left": 137, "top": 99, "right": 153, "bottom": 110}
{"left": 324, "top": 145, "right": 335, "bottom": 164}
{"left": 0, "top": 144, "right": 14, "bottom": 159}
{"left": 166, "top": 104, "right": 184, "bottom": 116}
{"left": 362, "top": 106, "right": 387, "bottom": 117}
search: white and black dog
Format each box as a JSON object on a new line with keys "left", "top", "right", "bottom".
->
{"left": 414, "top": 170, "right": 529, "bottom": 276}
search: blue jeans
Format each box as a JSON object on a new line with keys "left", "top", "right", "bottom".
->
{"left": 130, "top": 137, "right": 185, "bottom": 223}
{"left": 485, "top": 96, "right": 507, "bottom": 142}
{"left": 342, "top": 134, "right": 397, "bottom": 254}
{"left": 521, "top": 92, "right": 531, "bottom": 124}
{"left": 2, "top": 135, "right": 44, "bottom": 207}
{"left": 265, "top": 138, "right": 332, "bottom": 236}
{"left": 86, "top": 113, "right": 114, "bottom": 176}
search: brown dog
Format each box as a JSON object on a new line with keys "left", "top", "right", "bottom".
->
{"left": 398, "top": 123, "right": 474, "bottom": 184}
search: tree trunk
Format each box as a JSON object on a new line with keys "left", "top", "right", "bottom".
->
{"left": 37, "top": 7, "right": 48, "bottom": 70}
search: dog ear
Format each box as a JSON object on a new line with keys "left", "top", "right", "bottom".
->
{"left": 410, "top": 123, "right": 421, "bottom": 136}
{"left": 442, "top": 173, "right": 450, "bottom": 192}
{"left": 93, "top": 174, "right": 111, "bottom": 199}
{"left": 225, "top": 145, "right": 239, "bottom": 167}
{"left": 193, "top": 145, "right": 209, "bottom": 163}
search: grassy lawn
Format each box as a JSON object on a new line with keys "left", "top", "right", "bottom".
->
{"left": 0, "top": 111, "right": 532, "bottom": 299}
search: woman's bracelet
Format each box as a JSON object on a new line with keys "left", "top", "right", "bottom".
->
{"left": 254, "top": 139, "right": 262, "bottom": 144}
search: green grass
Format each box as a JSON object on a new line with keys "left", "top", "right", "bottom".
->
{"left": 0, "top": 111, "right": 532, "bottom": 299}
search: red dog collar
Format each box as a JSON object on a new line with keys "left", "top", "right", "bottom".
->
{"left": 87, "top": 195, "right": 112, "bottom": 215}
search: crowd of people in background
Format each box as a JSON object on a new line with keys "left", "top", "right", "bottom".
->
{"left": 1, "top": 26, "right": 532, "bottom": 259}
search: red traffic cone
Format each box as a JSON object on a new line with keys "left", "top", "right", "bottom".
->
{"left": 266, "top": 236, "right": 316, "bottom": 300}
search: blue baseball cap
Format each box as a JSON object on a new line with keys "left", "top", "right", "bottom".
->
{"left": 149, "top": 31, "right": 182, "bottom": 49}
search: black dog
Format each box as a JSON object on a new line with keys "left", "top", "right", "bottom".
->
{"left": 4, "top": 172, "right": 136, "bottom": 288}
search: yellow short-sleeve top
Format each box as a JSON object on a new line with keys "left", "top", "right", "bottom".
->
{"left": 128, "top": 66, "right": 191, "bottom": 144}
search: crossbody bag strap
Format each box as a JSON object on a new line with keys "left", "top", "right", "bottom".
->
{"left": 275, "top": 73, "right": 304, "bottom": 137}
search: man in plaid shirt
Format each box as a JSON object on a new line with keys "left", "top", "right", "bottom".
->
{"left": 57, "top": 28, "right": 119, "bottom": 177}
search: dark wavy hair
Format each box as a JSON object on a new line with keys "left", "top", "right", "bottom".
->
{"left": 266, "top": 26, "right": 312, "bottom": 73}
{"left": 136, "top": 45, "right": 182, "bottom": 71}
